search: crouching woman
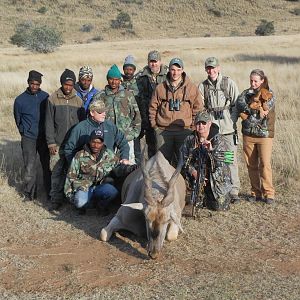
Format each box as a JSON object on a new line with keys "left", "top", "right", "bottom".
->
{"left": 236, "top": 69, "right": 275, "bottom": 204}
{"left": 64, "top": 129, "right": 119, "bottom": 215}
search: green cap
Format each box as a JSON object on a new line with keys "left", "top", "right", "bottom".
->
{"left": 194, "top": 111, "right": 211, "bottom": 124}
{"left": 169, "top": 57, "right": 184, "bottom": 68}
{"left": 205, "top": 57, "right": 219, "bottom": 68}
{"left": 106, "top": 64, "right": 122, "bottom": 79}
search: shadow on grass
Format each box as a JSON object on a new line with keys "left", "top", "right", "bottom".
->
{"left": 0, "top": 138, "right": 23, "bottom": 187}
{"left": 49, "top": 202, "right": 149, "bottom": 260}
{"left": 234, "top": 54, "right": 300, "bottom": 64}
{"left": 0, "top": 137, "right": 50, "bottom": 208}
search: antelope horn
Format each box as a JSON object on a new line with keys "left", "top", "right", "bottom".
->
{"left": 161, "top": 152, "right": 183, "bottom": 208}
{"left": 141, "top": 146, "right": 155, "bottom": 206}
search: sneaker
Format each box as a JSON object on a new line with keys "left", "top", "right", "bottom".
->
{"left": 230, "top": 194, "right": 240, "bottom": 204}
{"left": 21, "top": 192, "right": 32, "bottom": 202}
{"left": 97, "top": 206, "right": 110, "bottom": 217}
{"left": 264, "top": 198, "right": 274, "bottom": 204}
{"left": 248, "top": 195, "right": 262, "bottom": 203}
{"left": 77, "top": 207, "right": 86, "bottom": 215}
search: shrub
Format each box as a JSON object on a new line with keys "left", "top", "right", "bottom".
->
{"left": 10, "top": 21, "right": 33, "bottom": 47}
{"left": 119, "top": 0, "right": 143, "bottom": 4}
{"left": 111, "top": 12, "right": 133, "bottom": 29}
{"left": 80, "top": 24, "right": 94, "bottom": 32}
{"left": 91, "top": 35, "right": 103, "bottom": 42}
{"left": 10, "top": 23, "right": 63, "bottom": 53}
{"left": 208, "top": 8, "right": 222, "bottom": 17}
{"left": 37, "top": 6, "right": 47, "bottom": 14}
{"left": 255, "top": 19, "right": 275, "bottom": 36}
{"left": 290, "top": 8, "right": 300, "bottom": 15}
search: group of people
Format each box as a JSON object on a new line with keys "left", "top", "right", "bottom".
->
{"left": 13, "top": 50, "right": 276, "bottom": 214}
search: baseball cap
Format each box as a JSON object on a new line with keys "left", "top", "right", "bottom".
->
{"left": 90, "top": 129, "right": 104, "bottom": 141}
{"left": 169, "top": 57, "right": 184, "bottom": 68}
{"left": 194, "top": 111, "right": 211, "bottom": 124}
{"left": 148, "top": 50, "right": 161, "bottom": 62}
{"left": 205, "top": 57, "right": 219, "bottom": 68}
{"left": 88, "top": 100, "right": 108, "bottom": 113}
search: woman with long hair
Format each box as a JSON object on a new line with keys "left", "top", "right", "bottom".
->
{"left": 237, "top": 69, "right": 275, "bottom": 204}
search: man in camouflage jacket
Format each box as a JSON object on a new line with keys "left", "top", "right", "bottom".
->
{"left": 65, "top": 130, "right": 119, "bottom": 213}
{"left": 136, "top": 50, "right": 168, "bottom": 158}
{"left": 92, "top": 64, "right": 141, "bottom": 163}
{"left": 181, "top": 111, "right": 232, "bottom": 211}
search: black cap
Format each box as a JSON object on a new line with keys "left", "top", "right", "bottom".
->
{"left": 60, "top": 69, "right": 76, "bottom": 85}
{"left": 28, "top": 70, "right": 43, "bottom": 83}
{"left": 90, "top": 129, "right": 104, "bottom": 141}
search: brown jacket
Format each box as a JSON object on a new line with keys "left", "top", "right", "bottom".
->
{"left": 149, "top": 73, "right": 203, "bottom": 131}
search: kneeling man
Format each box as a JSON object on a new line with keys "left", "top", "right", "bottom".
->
{"left": 64, "top": 130, "right": 119, "bottom": 214}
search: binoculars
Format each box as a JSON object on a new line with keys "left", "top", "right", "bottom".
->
{"left": 213, "top": 109, "right": 224, "bottom": 120}
{"left": 169, "top": 99, "right": 180, "bottom": 111}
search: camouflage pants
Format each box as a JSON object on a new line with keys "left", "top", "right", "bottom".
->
{"left": 49, "top": 149, "right": 67, "bottom": 203}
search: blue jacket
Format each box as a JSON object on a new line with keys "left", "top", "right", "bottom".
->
{"left": 64, "top": 116, "right": 129, "bottom": 164}
{"left": 75, "top": 83, "right": 99, "bottom": 112}
{"left": 14, "top": 88, "right": 49, "bottom": 139}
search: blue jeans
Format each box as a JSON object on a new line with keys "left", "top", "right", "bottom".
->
{"left": 74, "top": 184, "right": 119, "bottom": 209}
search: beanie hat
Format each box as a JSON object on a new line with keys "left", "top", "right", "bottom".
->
{"left": 79, "top": 66, "right": 93, "bottom": 79}
{"left": 123, "top": 55, "right": 136, "bottom": 69}
{"left": 60, "top": 69, "right": 76, "bottom": 85}
{"left": 28, "top": 70, "right": 43, "bottom": 83}
{"left": 90, "top": 129, "right": 104, "bottom": 141}
{"left": 106, "top": 64, "right": 122, "bottom": 80}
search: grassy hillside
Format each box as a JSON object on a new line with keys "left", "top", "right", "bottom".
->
{"left": 1, "top": 0, "right": 299, "bottom": 47}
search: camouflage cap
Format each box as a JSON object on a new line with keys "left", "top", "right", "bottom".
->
{"left": 89, "top": 100, "right": 108, "bottom": 113}
{"left": 194, "top": 111, "right": 211, "bottom": 124}
{"left": 205, "top": 57, "right": 219, "bottom": 68}
{"left": 169, "top": 57, "right": 184, "bottom": 68}
{"left": 148, "top": 50, "right": 161, "bottom": 62}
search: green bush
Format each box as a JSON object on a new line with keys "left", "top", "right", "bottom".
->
{"left": 290, "top": 8, "right": 300, "bottom": 15}
{"left": 111, "top": 12, "right": 133, "bottom": 29}
{"left": 37, "top": 6, "right": 47, "bottom": 14}
{"left": 91, "top": 35, "right": 103, "bottom": 42}
{"left": 255, "top": 19, "right": 275, "bottom": 36}
{"left": 10, "top": 21, "right": 33, "bottom": 47}
{"left": 10, "top": 23, "right": 63, "bottom": 53}
{"left": 80, "top": 24, "right": 94, "bottom": 32}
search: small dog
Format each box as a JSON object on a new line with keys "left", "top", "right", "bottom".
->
{"left": 240, "top": 88, "right": 272, "bottom": 120}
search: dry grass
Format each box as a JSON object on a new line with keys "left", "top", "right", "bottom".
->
{"left": 0, "top": 0, "right": 299, "bottom": 47}
{"left": 0, "top": 34, "right": 300, "bottom": 299}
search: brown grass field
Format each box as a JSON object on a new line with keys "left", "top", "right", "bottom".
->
{"left": 0, "top": 33, "right": 300, "bottom": 299}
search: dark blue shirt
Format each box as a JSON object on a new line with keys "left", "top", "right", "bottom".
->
{"left": 14, "top": 88, "right": 49, "bottom": 139}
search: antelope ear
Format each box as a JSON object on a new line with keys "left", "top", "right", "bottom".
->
{"left": 122, "top": 203, "right": 144, "bottom": 210}
{"left": 170, "top": 211, "right": 184, "bottom": 233}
